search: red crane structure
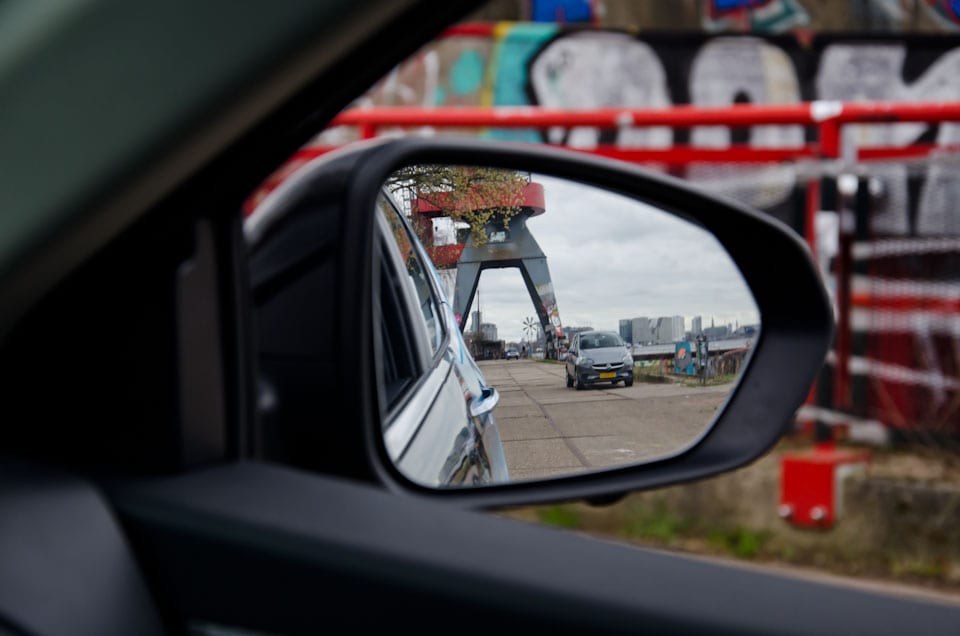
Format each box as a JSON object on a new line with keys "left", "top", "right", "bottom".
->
{"left": 411, "top": 179, "right": 565, "bottom": 356}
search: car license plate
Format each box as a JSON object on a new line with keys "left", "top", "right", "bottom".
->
{"left": 599, "top": 372, "right": 616, "bottom": 379}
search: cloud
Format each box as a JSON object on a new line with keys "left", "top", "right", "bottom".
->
{"left": 452, "top": 173, "right": 759, "bottom": 342}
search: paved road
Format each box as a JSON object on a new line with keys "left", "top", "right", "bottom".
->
{"left": 479, "top": 359, "right": 735, "bottom": 482}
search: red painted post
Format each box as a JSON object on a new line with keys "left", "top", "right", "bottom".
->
{"left": 833, "top": 210, "right": 853, "bottom": 418}
{"left": 359, "top": 122, "right": 376, "bottom": 140}
{"left": 805, "top": 178, "right": 820, "bottom": 259}
{"left": 797, "top": 177, "right": 821, "bottom": 436}
{"left": 819, "top": 119, "right": 841, "bottom": 160}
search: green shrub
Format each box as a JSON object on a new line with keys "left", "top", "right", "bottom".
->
{"left": 536, "top": 505, "right": 581, "bottom": 529}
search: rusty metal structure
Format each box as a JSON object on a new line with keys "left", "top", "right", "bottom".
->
{"left": 412, "top": 180, "right": 565, "bottom": 356}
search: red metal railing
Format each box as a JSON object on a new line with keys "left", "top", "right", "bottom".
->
{"left": 252, "top": 101, "right": 960, "bottom": 217}
{"left": 251, "top": 100, "right": 960, "bottom": 252}
{"left": 245, "top": 100, "right": 960, "bottom": 440}
{"left": 327, "top": 100, "right": 960, "bottom": 161}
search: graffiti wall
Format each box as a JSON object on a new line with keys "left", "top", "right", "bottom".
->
{"left": 327, "top": 25, "right": 960, "bottom": 229}
{"left": 322, "top": 23, "right": 960, "bottom": 438}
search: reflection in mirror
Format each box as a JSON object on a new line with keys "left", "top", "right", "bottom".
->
{"left": 377, "top": 165, "right": 759, "bottom": 489}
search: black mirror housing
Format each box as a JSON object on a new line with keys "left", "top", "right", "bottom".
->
{"left": 245, "top": 137, "right": 833, "bottom": 509}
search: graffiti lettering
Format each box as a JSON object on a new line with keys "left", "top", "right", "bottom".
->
{"left": 529, "top": 31, "right": 672, "bottom": 148}
{"left": 337, "top": 25, "right": 960, "bottom": 236}
{"left": 817, "top": 45, "right": 960, "bottom": 234}
{"left": 686, "top": 37, "right": 804, "bottom": 209}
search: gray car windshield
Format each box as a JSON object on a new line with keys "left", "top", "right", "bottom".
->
{"left": 580, "top": 333, "right": 622, "bottom": 349}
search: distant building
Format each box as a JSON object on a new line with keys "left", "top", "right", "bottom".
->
{"left": 736, "top": 324, "right": 759, "bottom": 338}
{"left": 632, "top": 317, "right": 653, "bottom": 345}
{"left": 704, "top": 324, "right": 729, "bottom": 339}
{"left": 619, "top": 318, "right": 633, "bottom": 344}
{"left": 480, "top": 322, "right": 498, "bottom": 342}
{"left": 691, "top": 316, "right": 703, "bottom": 336}
{"left": 471, "top": 310, "right": 482, "bottom": 335}
{"left": 655, "top": 316, "right": 685, "bottom": 344}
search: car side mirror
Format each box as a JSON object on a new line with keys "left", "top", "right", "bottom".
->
{"left": 244, "top": 138, "right": 833, "bottom": 509}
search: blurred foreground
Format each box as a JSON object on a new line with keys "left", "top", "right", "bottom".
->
{"left": 502, "top": 435, "right": 960, "bottom": 598}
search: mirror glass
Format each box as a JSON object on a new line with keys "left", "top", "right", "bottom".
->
{"left": 376, "top": 165, "right": 759, "bottom": 488}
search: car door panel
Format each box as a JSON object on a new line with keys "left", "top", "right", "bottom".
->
{"left": 0, "top": 460, "right": 167, "bottom": 636}
{"left": 109, "top": 462, "right": 960, "bottom": 636}
{"left": 388, "top": 358, "right": 464, "bottom": 484}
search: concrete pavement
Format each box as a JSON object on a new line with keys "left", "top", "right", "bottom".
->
{"left": 480, "top": 359, "right": 735, "bottom": 482}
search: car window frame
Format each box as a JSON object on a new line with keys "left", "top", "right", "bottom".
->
{"left": 374, "top": 191, "right": 454, "bottom": 426}
{"left": 377, "top": 190, "right": 450, "bottom": 357}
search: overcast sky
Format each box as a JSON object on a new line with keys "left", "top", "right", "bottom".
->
{"left": 431, "top": 173, "right": 759, "bottom": 344}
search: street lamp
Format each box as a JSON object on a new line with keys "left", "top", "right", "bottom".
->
{"left": 696, "top": 333, "right": 709, "bottom": 385}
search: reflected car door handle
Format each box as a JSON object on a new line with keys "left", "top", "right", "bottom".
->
{"left": 469, "top": 387, "right": 500, "bottom": 418}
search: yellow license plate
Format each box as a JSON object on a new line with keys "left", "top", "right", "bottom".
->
{"left": 599, "top": 372, "right": 616, "bottom": 379}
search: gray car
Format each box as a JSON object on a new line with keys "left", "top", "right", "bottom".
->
{"left": 565, "top": 330, "right": 635, "bottom": 389}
